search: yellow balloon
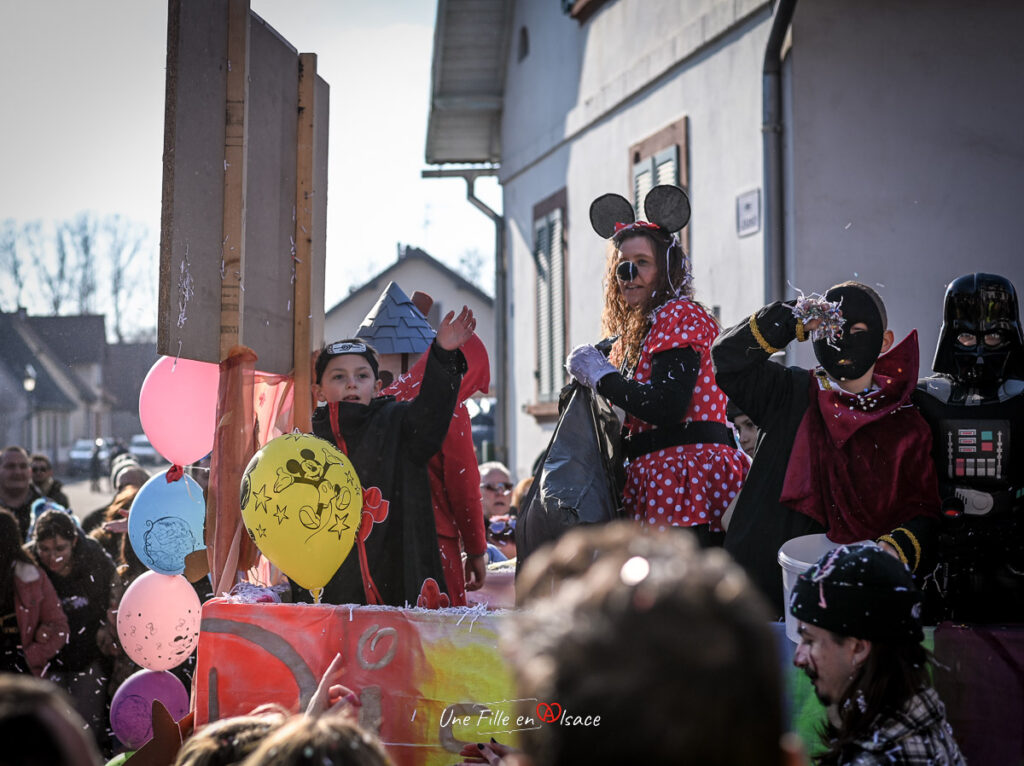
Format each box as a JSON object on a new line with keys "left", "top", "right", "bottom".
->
{"left": 240, "top": 433, "right": 362, "bottom": 592}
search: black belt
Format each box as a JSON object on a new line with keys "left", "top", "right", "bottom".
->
{"left": 624, "top": 421, "right": 737, "bottom": 459}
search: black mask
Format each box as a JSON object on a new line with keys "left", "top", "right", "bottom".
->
{"left": 932, "top": 273, "right": 1024, "bottom": 386}
{"left": 813, "top": 284, "right": 886, "bottom": 381}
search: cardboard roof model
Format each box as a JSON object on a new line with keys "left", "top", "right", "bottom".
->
{"left": 355, "top": 281, "right": 436, "bottom": 355}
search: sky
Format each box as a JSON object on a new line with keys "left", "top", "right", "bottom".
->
{"left": 0, "top": 0, "right": 500, "bottom": 331}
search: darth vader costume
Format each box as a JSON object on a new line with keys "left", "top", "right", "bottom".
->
{"left": 891, "top": 273, "right": 1024, "bottom": 623}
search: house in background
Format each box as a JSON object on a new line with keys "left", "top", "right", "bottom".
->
{"left": 0, "top": 309, "right": 159, "bottom": 468}
{"left": 105, "top": 342, "right": 161, "bottom": 439}
{"left": 0, "top": 310, "right": 101, "bottom": 465}
{"left": 426, "top": 0, "right": 1024, "bottom": 478}
{"left": 324, "top": 245, "right": 496, "bottom": 384}
{"left": 28, "top": 313, "right": 112, "bottom": 440}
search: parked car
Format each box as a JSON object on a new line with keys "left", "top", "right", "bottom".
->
{"left": 129, "top": 434, "right": 160, "bottom": 465}
{"left": 67, "top": 438, "right": 113, "bottom": 476}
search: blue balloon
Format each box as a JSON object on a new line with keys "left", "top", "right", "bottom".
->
{"left": 128, "top": 470, "right": 206, "bottom": 575}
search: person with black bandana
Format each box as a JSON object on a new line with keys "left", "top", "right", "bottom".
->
{"left": 710, "top": 282, "right": 941, "bottom": 616}
{"left": 880, "top": 273, "right": 1024, "bottom": 623}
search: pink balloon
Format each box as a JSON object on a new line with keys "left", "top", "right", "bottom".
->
{"left": 139, "top": 356, "right": 219, "bottom": 466}
{"left": 116, "top": 571, "right": 202, "bottom": 671}
{"left": 110, "top": 669, "right": 189, "bottom": 749}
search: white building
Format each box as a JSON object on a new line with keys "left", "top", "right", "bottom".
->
{"left": 427, "top": 0, "right": 1024, "bottom": 478}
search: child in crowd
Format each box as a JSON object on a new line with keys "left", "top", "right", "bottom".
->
{"left": 294, "top": 307, "right": 476, "bottom": 608}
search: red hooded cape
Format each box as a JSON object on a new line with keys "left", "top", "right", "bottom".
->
{"left": 780, "top": 331, "right": 940, "bottom": 542}
{"left": 385, "top": 334, "right": 490, "bottom": 559}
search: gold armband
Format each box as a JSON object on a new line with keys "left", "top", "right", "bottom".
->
{"left": 876, "top": 534, "right": 908, "bottom": 567}
{"left": 795, "top": 320, "right": 807, "bottom": 342}
{"left": 748, "top": 315, "right": 780, "bottom": 355}
{"left": 891, "top": 527, "right": 922, "bottom": 572}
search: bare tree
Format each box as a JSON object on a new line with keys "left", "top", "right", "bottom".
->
{"left": 57, "top": 212, "right": 100, "bottom": 314}
{"left": 0, "top": 219, "right": 27, "bottom": 310}
{"left": 105, "top": 215, "right": 148, "bottom": 342}
{"left": 33, "top": 219, "right": 74, "bottom": 315}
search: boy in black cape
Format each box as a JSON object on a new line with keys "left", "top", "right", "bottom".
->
{"left": 292, "top": 306, "right": 476, "bottom": 608}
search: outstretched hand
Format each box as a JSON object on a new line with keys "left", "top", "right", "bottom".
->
{"left": 437, "top": 306, "right": 476, "bottom": 351}
{"left": 305, "top": 652, "right": 362, "bottom": 717}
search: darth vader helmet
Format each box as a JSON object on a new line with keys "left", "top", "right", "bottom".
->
{"left": 933, "top": 273, "right": 1024, "bottom": 385}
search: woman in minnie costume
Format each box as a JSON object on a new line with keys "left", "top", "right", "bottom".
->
{"left": 566, "top": 186, "right": 747, "bottom": 546}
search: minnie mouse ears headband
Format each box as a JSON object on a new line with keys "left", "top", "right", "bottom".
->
{"left": 588, "top": 184, "right": 691, "bottom": 240}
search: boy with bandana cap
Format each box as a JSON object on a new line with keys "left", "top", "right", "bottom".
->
{"left": 293, "top": 306, "right": 477, "bottom": 608}
{"left": 710, "top": 283, "right": 940, "bottom": 616}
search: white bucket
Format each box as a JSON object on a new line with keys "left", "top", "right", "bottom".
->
{"left": 778, "top": 533, "right": 843, "bottom": 644}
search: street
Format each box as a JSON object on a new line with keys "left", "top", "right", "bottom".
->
{"left": 56, "top": 465, "right": 170, "bottom": 523}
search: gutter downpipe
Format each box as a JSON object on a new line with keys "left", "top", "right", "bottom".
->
{"left": 420, "top": 168, "right": 507, "bottom": 466}
{"left": 763, "top": 0, "right": 798, "bottom": 305}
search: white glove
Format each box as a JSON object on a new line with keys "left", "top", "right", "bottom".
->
{"left": 566, "top": 344, "right": 617, "bottom": 389}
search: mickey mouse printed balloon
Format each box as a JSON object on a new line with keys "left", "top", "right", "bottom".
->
{"left": 240, "top": 433, "right": 362, "bottom": 600}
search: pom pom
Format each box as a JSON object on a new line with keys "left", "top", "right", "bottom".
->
{"left": 790, "top": 290, "right": 845, "bottom": 347}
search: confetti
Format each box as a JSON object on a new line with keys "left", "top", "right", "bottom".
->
{"left": 789, "top": 289, "right": 845, "bottom": 348}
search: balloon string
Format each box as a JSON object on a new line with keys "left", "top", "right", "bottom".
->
{"left": 310, "top": 586, "right": 324, "bottom": 605}
{"left": 166, "top": 465, "right": 185, "bottom": 483}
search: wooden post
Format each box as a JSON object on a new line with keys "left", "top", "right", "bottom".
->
{"left": 292, "top": 53, "right": 316, "bottom": 432}
{"left": 220, "top": 0, "right": 249, "bottom": 360}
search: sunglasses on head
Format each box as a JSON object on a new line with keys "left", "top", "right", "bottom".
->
{"left": 481, "top": 481, "right": 514, "bottom": 493}
{"left": 488, "top": 517, "right": 516, "bottom": 536}
{"left": 325, "top": 341, "right": 368, "bottom": 355}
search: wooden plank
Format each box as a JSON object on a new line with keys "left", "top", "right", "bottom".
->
{"left": 158, "top": 0, "right": 228, "bottom": 362}
{"left": 292, "top": 53, "right": 316, "bottom": 432}
{"left": 311, "top": 74, "right": 329, "bottom": 350}
{"left": 219, "top": 0, "right": 249, "bottom": 360}
{"left": 240, "top": 14, "right": 298, "bottom": 373}
{"left": 159, "top": 1, "right": 328, "bottom": 375}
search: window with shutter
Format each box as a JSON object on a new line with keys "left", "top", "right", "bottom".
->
{"left": 628, "top": 118, "right": 690, "bottom": 250}
{"left": 529, "top": 189, "right": 569, "bottom": 413}
{"left": 534, "top": 207, "right": 566, "bottom": 402}
{"left": 632, "top": 145, "right": 681, "bottom": 215}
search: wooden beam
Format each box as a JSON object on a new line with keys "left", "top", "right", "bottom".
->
{"left": 220, "top": 0, "right": 249, "bottom": 360}
{"left": 292, "top": 52, "right": 316, "bottom": 431}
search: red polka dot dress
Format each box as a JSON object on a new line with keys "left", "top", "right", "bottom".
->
{"left": 622, "top": 298, "right": 748, "bottom": 531}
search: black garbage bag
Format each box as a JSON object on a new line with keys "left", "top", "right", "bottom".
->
{"left": 515, "top": 356, "right": 626, "bottom": 568}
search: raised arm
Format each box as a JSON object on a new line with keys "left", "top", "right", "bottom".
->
{"left": 711, "top": 301, "right": 808, "bottom": 429}
{"left": 402, "top": 308, "right": 474, "bottom": 464}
